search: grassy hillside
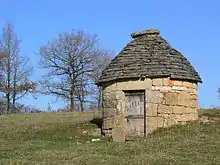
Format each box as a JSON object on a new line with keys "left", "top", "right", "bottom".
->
{"left": 0, "top": 110, "right": 219, "bottom": 165}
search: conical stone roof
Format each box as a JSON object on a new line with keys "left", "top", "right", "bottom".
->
{"left": 97, "top": 29, "right": 202, "bottom": 85}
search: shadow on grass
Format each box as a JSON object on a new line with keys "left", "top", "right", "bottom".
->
{"left": 89, "top": 118, "right": 103, "bottom": 129}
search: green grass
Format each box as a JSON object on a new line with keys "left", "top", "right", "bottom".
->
{"left": 0, "top": 110, "right": 220, "bottom": 165}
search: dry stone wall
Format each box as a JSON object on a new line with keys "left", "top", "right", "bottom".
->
{"left": 101, "top": 78, "right": 198, "bottom": 141}
{"left": 147, "top": 78, "right": 198, "bottom": 134}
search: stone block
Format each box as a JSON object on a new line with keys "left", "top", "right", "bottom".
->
{"left": 102, "top": 129, "right": 112, "bottom": 137}
{"left": 162, "top": 78, "right": 170, "bottom": 86}
{"left": 147, "top": 103, "right": 158, "bottom": 116}
{"left": 191, "top": 83, "right": 198, "bottom": 89}
{"left": 116, "top": 100, "right": 126, "bottom": 114}
{"left": 157, "top": 117, "right": 164, "bottom": 128}
{"left": 190, "top": 100, "right": 197, "bottom": 108}
{"left": 186, "top": 88, "right": 194, "bottom": 94}
{"left": 173, "top": 80, "right": 183, "bottom": 86}
{"left": 112, "top": 127, "right": 125, "bottom": 142}
{"left": 114, "top": 115, "right": 126, "bottom": 127}
{"left": 158, "top": 105, "right": 173, "bottom": 114}
{"left": 144, "top": 78, "right": 153, "bottom": 88}
{"left": 117, "top": 79, "right": 152, "bottom": 90}
{"left": 190, "top": 94, "right": 197, "bottom": 100}
{"left": 171, "top": 86, "right": 187, "bottom": 91}
{"left": 147, "top": 117, "right": 164, "bottom": 134}
{"left": 172, "top": 106, "right": 195, "bottom": 114}
{"left": 146, "top": 90, "right": 163, "bottom": 104}
{"left": 163, "top": 114, "right": 178, "bottom": 127}
{"left": 103, "top": 91, "right": 117, "bottom": 101}
{"left": 153, "top": 86, "right": 172, "bottom": 92}
{"left": 168, "top": 80, "right": 174, "bottom": 86}
{"left": 103, "top": 118, "right": 114, "bottom": 129}
{"left": 103, "top": 108, "right": 117, "bottom": 118}
{"left": 116, "top": 91, "right": 125, "bottom": 100}
{"left": 183, "top": 81, "right": 192, "bottom": 88}
{"left": 103, "top": 100, "right": 117, "bottom": 108}
{"left": 177, "top": 92, "right": 190, "bottom": 106}
{"left": 176, "top": 113, "right": 198, "bottom": 122}
{"left": 164, "top": 92, "right": 178, "bottom": 105}
{"left": 152, "top": 78, "right": 163, "bottom": 86}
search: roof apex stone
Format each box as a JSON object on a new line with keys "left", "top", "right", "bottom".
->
{"left": 131, "top": 29, "right": 160, "bottom": 38}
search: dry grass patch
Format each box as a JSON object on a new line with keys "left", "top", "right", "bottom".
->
{"left": 0, "top": 110, "right": 219, "bottom": 165}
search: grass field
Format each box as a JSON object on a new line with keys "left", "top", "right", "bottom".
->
{"left": 0, "top": 110, "right": 219, "bottom": 165}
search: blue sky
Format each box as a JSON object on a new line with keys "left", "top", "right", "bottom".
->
{"left": 0, "top": 0, "right": 219, "bottom": 109}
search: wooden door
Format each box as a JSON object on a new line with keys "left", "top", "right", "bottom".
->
{"left": 125, "top": 91, "right": 145, "bottom": 139}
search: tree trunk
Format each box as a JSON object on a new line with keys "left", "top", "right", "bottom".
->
{"left": 70, "top": 90, "right": 74, "bottom": 112}
{"left": 12, "top": 66, "right": 17, "bottom": 106}
{"left": 6, "top": 93, "right": 10, "bottom": 113}
{"left": 80, "top": 97, "right": 84, "bottom": 112}
{"left": 6, "top": 48, "right": 11, "bottom": 113}
{"left": 12, "top": 92, "right": 16, "bottom": 105}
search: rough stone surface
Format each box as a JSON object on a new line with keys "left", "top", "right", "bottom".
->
{"left": 103, "top": 108, "right": 117, "bottom": 118}
{"left": 190, "top": 94, "right": 197, "bottom": 100}
{"left": 177, "top": 92, "right": 190, "bottom": 106}
{"left": 103, "top": 91, "right": 117, "bottom": 101}
{"left": 117, "top": 79, "right": 152, "bottom": 90}
{"left": 153, "top": 86, "right": 172, "bottom": 92}
{"left": 103, "top": 100, "right": 117, "bottom": 108}
{"left": 102, "top": 118, "right": 114, "bottom": 129}
{"left": 183, "top": 82, "right": 192, "bottom": 88}
{"left": 172, "top": 106, "right": 195, "bottom": 114}
{"left": 190, "top": 100, "right": 197, "bottom": 108}
{"left": 163, "top": 114, "right": 179, "bottom": 127}
{"left": 101, "top": 79, "right": 199, "bottom": 141}
{"left": 153, "top": 78, "right": 163, "bottom": 86}
{"left": 173, "top": 80, "right": 183, "bottom": 86}
{"left": 146, "top": 91, "right": 163, "bottom": 104}
{"left": 147, "top": 103, "right": 158, "bottom": 116}
{"left": 147, "top": 117, "right": 164, "bottom": 134}
{"left": 162, "top": 78, "right": 170, "bottom": 86}
{"left": 164, "top": 92, "right": 179, "bottom": 105}
{"left": 172, "top": 86, "right": 187, "bottom": 91}
{"left": 112, "top": 127, "right": 125, "bottom": 142}
{"left": 158, "top": 105, "right": 173, "bottom": 114}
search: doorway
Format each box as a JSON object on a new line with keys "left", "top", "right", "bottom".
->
{"left": 124, "top": 90, "right": 146, "bottom": 139}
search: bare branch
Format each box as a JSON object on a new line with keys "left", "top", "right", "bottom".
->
{"left": 39, "top": 29, "right": 108, "bottom": 111}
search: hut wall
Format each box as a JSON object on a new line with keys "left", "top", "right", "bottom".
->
{"left": 101, "top": 78, "right": 198, "bottom": 141}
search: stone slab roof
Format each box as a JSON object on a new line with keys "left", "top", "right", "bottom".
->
{"left": 97, "top": 29, "right": 202, "bottom": 85}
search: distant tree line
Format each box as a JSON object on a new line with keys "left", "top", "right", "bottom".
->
{"left": 0, "top": 23, "right": 112, "bottom": 114}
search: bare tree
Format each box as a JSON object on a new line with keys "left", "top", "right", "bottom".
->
{"left": 0, "top": 24, "right": 34, "bottom": 113}
{"left": 39, "top": 29, "right": 104, "bottom": 112}
{"left": 0, "top": 49, "right": 7, "bottom": 82}
{"left": 91, "top": 50, "right": 112, "bottom": 109}
{"left": 74, "top": 50, "right": 112, "bottom": 111}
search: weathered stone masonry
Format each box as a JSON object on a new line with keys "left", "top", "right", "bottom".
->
{"left": 102, "top": 78, "right": 198, "bottom": 139}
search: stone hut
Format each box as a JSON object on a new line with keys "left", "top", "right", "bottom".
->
{"left": 97, "top": 29, "right": 202, "bottom": 142}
